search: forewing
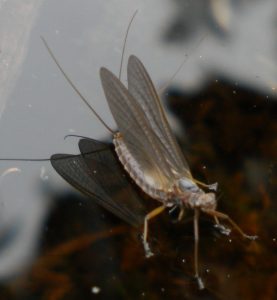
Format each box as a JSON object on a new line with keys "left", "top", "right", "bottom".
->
{"left": 100, "top": 68, "right": 173, "bottom": 191}
{"left": 127, "top": 55, "right": 192, "bottom": 178}
{"left": 51, "top": 142, "right": 146, "bottom": 227}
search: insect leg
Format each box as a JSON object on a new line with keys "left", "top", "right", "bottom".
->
{"left": 177, "top": 206, "right": 185, "bottom": 221}
{"left": 212, "top": 215, "right": 231, "bottom": 236}
{"left": 203, "top": 210, "right": 258, "bottom": 240}
{"left": 143, "top": 205, "right": 165, "bottom": 258}
{"left": 193, "top": 178, "right": 218, "bottom": 191}
{"left": 193, "top": 208, "right": 205, "bottom": 290}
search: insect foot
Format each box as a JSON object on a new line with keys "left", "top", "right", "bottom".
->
{"left": 214, "top": 223, "right": 231, "bottom": 236}
{"left": 143, "top": 240, "right": 154, "bottom": 258}
{"left": 195, "top": 276, "right": 205, "bottom": 290}
{"left": 245, "top": 234, "right": 258, "bottom": 241}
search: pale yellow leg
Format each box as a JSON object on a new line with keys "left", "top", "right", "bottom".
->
{"left": 193, "top": 209, "right": 205, "bottom": 289}
{"left": 204, "top": 210, "right": 258, "bottom": 240}
{"left": 143, "top": 205, "right": 165, "bottom": 258}
{"left": 214, "top": 216, "right": 220, "bottom": 225}
{"left": 178, "top": 206, "right": 185, "bottom": 221}
{"left": 191, "top": 177, "right": 218, "bottom": 191}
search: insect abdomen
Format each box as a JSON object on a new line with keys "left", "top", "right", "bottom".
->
{"left": 114, "top": 135, "right": 168, "bottom": 203}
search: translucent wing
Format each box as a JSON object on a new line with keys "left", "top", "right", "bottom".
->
{"left": 100, "top": 58, "right": 193, "bottom": 194}
{"left": 127, "top": 55, "right": 191, "bottom": 178}
{"left": 100, "top": 68, "right": 174, "bottom": 192}
{"left": 51, "top": 139, "right": 146, "bottom": 227}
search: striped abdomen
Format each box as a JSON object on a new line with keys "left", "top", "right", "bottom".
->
{"left": 113, "top": 135, "right": 170, "bottom": 203}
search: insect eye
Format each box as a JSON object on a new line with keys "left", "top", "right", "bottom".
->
{"left": 178, "top": 178, "right": 199, "bottom": 193}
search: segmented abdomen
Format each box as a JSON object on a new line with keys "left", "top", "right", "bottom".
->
{"left": 114, "top": 136, "right": 169, "bottom": 203}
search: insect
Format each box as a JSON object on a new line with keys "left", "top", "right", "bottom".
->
{"left": 43, "top": 34, "right": 257, "bottom": 288}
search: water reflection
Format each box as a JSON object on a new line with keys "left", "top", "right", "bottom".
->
{"left": 164, "top": 0, "right": 233, "bottom": 42}
{"left": 163, "top": 0, "right": 276, "bottom": 96}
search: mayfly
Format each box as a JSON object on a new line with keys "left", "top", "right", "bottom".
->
{"left": 41, "top": 29, "right": 257, "bottom": 289}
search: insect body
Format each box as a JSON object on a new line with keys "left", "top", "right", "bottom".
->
{"left": 101, "top": 56, "right": 215, "bottom": 206}
{"left": 99, "top": 55, "right": 256, "bottom": 288}
{"left": 45, "top": 39, "right": 257, "bottom": 288}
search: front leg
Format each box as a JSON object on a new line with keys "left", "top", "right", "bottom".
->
{"left": 143, "top": 205, "right": 165, "bottom": 258}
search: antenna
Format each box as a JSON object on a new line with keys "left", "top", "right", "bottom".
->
{"left": 119, "top": 10, "right": 138, "bottom": 80}
{"left": 0, "top": 148, "right": 108, "bottom": 162}
{"left": 0, "top": 12, "right": 139, "bottom": 162}
{"left": 0, "top": 157, "right": 51, "bottom": 162}
{"left": 40, "top": 36, "right": 115, "bottom": 134}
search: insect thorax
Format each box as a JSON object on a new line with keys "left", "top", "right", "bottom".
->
{"left": 175, "top": 178, "right": 217, "bottom": 211}
{"left": 186, "top": 191, "right": 217, "bottom": 211}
